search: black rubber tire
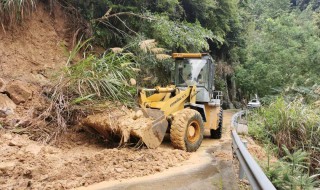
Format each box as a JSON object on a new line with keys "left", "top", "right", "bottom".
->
{"left": 170, "top": 109, "right": 204, "bottom": 152}
{"left": 210, "top": 108, "right": 223, "bottom": 139}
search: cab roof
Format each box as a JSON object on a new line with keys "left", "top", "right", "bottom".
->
{"left": 172, "top": 53, "right": 209, "bottom": 59}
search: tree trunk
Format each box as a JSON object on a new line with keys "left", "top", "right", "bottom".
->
{"left": 231, "top": 75, "right": 237, "bottom": 101}
{"left": 224, "top": 75, "right": 234, "bottom": 109}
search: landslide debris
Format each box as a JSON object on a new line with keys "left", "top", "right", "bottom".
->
{"left": 82, "top": 107, "right": 159, "bottom": 148}
{"left": 0, "top": 3, "right": 192, "bottom": 190}
{"left": 0, "top": 131, "right": 190, "bottom": 190}
{"left": 0, "top": 2, "right": 68, "bottom": 133}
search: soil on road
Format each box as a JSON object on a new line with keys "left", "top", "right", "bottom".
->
{"left": 0, "top": 110, "right": 237, "bottom": 190}
{"left": 78, "top": 110, "right": 238, "bottom": 190}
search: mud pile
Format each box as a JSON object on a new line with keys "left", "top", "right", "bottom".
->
{"left": 0, "top": 131, "right": 190, "bottom": 189}
{"left": 82, "top": 106, "right": 166, "bottom": 149}
{"left": 0, "top": 2, "right": 68, "bottom": 129}
{"left": 242, "top": 136, "right": 277, "bottom": 163}
{"left": 0, "top": 3, "right": 192, "bottom": 190}
{"left": 0, "top": 3, "right": 67, "bottom": 83}
{"left": 83, "top": 108, "right": 153, "bottom": 144}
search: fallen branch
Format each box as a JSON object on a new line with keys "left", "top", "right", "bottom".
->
{"left": 94, "top": 8, "right": 155, "bottom": 22}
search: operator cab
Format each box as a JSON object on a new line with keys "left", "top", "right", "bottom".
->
{"left": 172, "top": 53, "right": 221, "bottom": 105}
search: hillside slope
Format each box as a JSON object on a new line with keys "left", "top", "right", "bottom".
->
{"left": 0, "top": 3, "right": 193, "bottom": 190}
{"left": 0, "top": 3, "right": 67, "bottom": 84}
{"left": 0, "top": 2, "right": 68, "bottom": 128}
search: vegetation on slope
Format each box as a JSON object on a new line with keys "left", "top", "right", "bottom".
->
{"left": 264, "top": 146, "right": 319, "bottom": 189}
{"left": 236, "top": 0, "right": 320, "bottom": 100}
{"left": 0, "top": 0, "right": 36, "bottom": 27}
{"left": 248, "top": 97, "right": 320, "bottom": 188}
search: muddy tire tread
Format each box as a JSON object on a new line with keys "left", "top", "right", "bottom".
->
{"left": 210, "top": 108, "right": 223, "bottom": 139}
{"left": 170, "top": 109, "right": 204, "bottom": 152}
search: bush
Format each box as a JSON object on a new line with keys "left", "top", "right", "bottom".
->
{"left": 65, "top": 51, "right": 137, "bottom": 104}
{"left": 29, "top": 40, "right": 138, "bottom": 142}
{"left": 248, "top": 97, "right": 320, "bottom": 173}
{"left": 265, "top": 146, "right": 319, "bottom": 190}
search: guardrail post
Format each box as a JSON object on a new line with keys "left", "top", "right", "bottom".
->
{"left": 239, "top": 140, "right": 248, "bottom": 179}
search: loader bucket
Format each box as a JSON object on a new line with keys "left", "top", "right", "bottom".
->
{"left": 82, "top": 108, "right": 168, "bottom": 149}
{"left": 133, "top": 108, "right": 168, "bottom": 148}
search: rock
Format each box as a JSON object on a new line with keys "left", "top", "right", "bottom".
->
{"left": 240, "top": 179, "right": 250, "bottom": 185}
{"left": 43, "top": 147, "right": 56, "bottom": 154}
{"left": 6, "top": 80, "right": 33, "bottom": 104}
{"left": 123, "top": 162, "right": 132, "bottom": 169}
{"left": 114, "top": 168, "right": 124, "bottom": 173}
{"left": 8, "top": 136, "right": 24, "bottom": 147}
{"left": 0, "top": 145, "right": 17, "bottom": 156}
{"left": 0, "top": 78, "right": 6, "bottom": 92}
{"left": 24, "top": 144, "right": 42, "bottom": 155}
{"left": 315, "top": 100, "right": 320, "bottom": 108}
{"left": 236, "top": 124, "right": 248, "bottom": 135}
{"left": 132, "top": 110, "right": 143, "bottom": 120}
{"left": 2, "top": 133, "right": 13, "bottom": 140}
{"left": 130, "top": 78, "right": 136, "bottom": 86}
{"left": 0, "top": 162, "right": 16, "bottom": 172}
{"left": 0, "top": 93, "right": 16, "bottom": 116}
{"left": 154, "top": 167, "right": 162, "bottom": 172}
{"left": 138, "top": 165, "right": 146, "bottom": 170}
{"left": 110, "top": 47, "right": 123, "bottom": 53}
{"left": 31, "top": 73, "right": 50, "bottom": 87}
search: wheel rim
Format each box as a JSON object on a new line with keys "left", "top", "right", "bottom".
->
{"left": 187, "top": 120, "right": 200, "bottom": 143}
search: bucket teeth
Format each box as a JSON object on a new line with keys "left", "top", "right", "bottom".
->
{"left": 82, "top": 109, "right": 168, "bottom": 149}
{"left": 139, "top": 113, "right": 168, "bottom": 148}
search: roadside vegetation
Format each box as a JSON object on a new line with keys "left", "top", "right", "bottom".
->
{"left": 236, "top": 0, "right": 320, "bottom": 100}
{"left": 248, "top": 97, "right": 320, "bottom": 189}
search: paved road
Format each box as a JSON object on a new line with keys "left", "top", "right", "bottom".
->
{"left": 78, "top": 110, "right": 238, "bottom": 190}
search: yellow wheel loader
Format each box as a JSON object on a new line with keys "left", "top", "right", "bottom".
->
{"left": 83, "top": 53, "right": 223, "bottom": 152}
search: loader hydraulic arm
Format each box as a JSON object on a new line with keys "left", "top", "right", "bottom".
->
{"left": 139, "top": 85, "right": 197, "bottom": 117}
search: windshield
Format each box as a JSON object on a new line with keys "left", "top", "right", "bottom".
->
{"left": 176, "top": 58, "right": 209, "bottom": 87}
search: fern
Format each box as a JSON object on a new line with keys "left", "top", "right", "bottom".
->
{"left": 265, "top": 146, "right": 318, "bottom": 190}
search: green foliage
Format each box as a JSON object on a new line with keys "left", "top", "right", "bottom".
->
{"left": 248, "top": 97, "right": 320, "bottom": 173}
{"left": 0, "top": 0, "right": 36, "bottom": 27}
{"left": 37, "top": 40, "right": 138, "bottom": 139}
{"left": 181, "top": 0, "right": 239, "bottom": 44}
{"left": 124, "top": 37, "right": 174, "bottom": 87}
{"left": 236, "top": 2, "right": 320, "bottom": 98}
{"left": 264, "top": 146, "right": 318, "bottom": 189}
{"left": 150, "top": 15, "right": 219, "bottom": 52}
{"left": 282, "top": 84, "right": 320, "bottom": 104}
{"left": 65, "top": 0, "right": 241, "bottom": 54}
{"left": 65, "top": 52, "right": 137, "bottom": 104}
{"left": 249, "top": 0, "right": 291, "bottom": 21}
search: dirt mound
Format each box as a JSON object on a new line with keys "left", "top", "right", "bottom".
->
{"left": 0, "top": 130, "right": 190, "bottom": 189}
{"left": 0, "top": 2, "right": 69, "bottom": 130}
{"left": 242, "top": 136, "right": 277, "bottom": 164}
{"left": 0, "top": 3, "right": 67, "bottom": 85}
{"left": 0, "top": 3, "right": 192, "bottom": 190}
{"left": 82, "top": 106, "right": 166, "bottom": 149}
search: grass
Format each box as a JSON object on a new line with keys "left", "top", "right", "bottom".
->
{"left": 248, "top": 96, "right": 320, "bottom": 188}
{"left": 65, "top": 51, "right": 137, "bottom": 103}
{"left": 28, "top": 39, "right": 138, "bottom": 142}
{"left": 0, "top": 0, "right": 36, "bottom": 28}
{"left": 264, "top": 146, "right": 319, "bottom": 190}
{"left": 27, "top": 38, "right": 171, "bottom": 143}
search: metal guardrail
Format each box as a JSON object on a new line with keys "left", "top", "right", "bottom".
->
{"left": 231, "top": 110, "right": 276, "bottom": 190}
{"left": 231, "top": 110, "right": 246, "bottom": 130}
